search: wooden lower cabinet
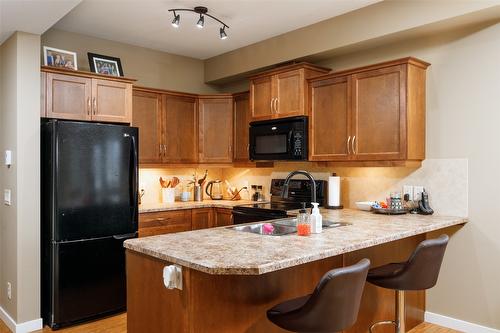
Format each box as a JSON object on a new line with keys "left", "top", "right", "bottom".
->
{"left": 215, "top": 208, "right": 233, "bottom": 227}
{"left": 138, "top": 210, "right": 192, "bottom": 237}
{"left": 192, "top": 208, "right": 215, "bottom": 230}
{"left": 139, "top": 207, "right": 233, "bottom": 236}
{"left": 126, "top": 234, "right": 426, "bottom": 333}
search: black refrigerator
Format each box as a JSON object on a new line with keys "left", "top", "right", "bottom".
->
{"left": 41, "top": 120, "right": 138, "bottom": 329}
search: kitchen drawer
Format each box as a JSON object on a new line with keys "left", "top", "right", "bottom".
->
{"left": 139, "top": 210, "right": 191, "bottom": 237}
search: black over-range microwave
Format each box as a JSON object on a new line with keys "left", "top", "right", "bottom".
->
{"left": 249, "top": 116, "right": 308, "bottom": 161}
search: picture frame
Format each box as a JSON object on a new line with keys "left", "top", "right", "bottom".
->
{"left": 43, "top": 46, "right": 78, "bottom": 70}
{"left": 87, "top": 53, "right": 124, "bottom": 77}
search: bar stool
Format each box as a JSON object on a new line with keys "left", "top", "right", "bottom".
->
{"left": 367, "top": 234, "right": 449, "bottom": 333}
{"left": 267, "top": 258, "right": 370, "bottom": 333}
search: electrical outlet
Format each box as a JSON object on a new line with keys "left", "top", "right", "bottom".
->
{"left": 403, "top": 185, "right": 413, "bottom": 201}
{"left": 7, "top": 282, "right": 11, "bottom": 300}
{"left": 413, "top": 186, "right": 424, "bottom": 201}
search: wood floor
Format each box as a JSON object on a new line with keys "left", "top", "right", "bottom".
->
{"left": 0, "top": 314, "right": 461, "bottom": 333}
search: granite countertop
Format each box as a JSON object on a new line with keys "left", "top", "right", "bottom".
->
{"left": 139, "top": 200, "right": 262, "bottom": 213}
{"left": 124, "top": 209, "right": 467, "bottom": 275}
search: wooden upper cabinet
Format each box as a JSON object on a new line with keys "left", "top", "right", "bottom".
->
{"left": 42, "top": 66, "right": 135, "bottom": 124}
{"left": 309, "top": 76, "right": 351, "bottom": 161}
{"left": 308, "top": 57, "right": 429, "bottom": 162}
{"left": 92, "top": 79, "right": 132, "bottom": 123}
{"left": 250, "top": 76, "right": 273, "bottom": 120}
{"left": 132, "top": 90, "right": 162, "bottom": 164}
{"left": 274, "top": 69, "right": 303, "bottom": 118}
{"left": 163, "top": 94, "right": 198, "bottom": 163}
{"left": 46, "top": 73, "right": 92, "bottom": 121}
{"left": 351, "top": 65, "right": 405, "bottom": 160}
{"left": 198, "top": 96, "right": 233, "bottom": 163}
{"left": 249, "top": 63, "right": 330, "bottom": 122}
{"left": 233, "top": 92, "right": 250, "bottom": 162}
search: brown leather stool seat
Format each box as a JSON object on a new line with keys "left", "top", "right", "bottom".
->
{"left": 367, "top": 234, "right": 449, "bottom": 333}
{"left": 267, "top": 258, "right": 370, "bottom": 333}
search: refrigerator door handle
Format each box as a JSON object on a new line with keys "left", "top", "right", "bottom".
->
{"left": 113, "top": 232, "right": 138, "bottom": 240}
{"left": 128, "top": 133, "right": 139, "bottom": 225}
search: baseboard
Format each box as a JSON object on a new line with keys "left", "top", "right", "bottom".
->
{"left": 0, "top": 306, "right": 43, "bottom": 333}
{"left": 425, "top": 311, "right": 500, "bottom": 333}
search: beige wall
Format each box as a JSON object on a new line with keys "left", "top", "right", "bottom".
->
{"left": 41, "top": 28, "right": 220, "bottom": 94}
{"left": 0, "top": 32, "right": 41, "bottom": 324}
{"left": 204, "top": 1, "right": 500, "bottom": 83}
{"left": 222, "top": 21, "right": 500, "bottom": 329}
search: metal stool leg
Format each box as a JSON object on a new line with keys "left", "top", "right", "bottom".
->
{"left": 369, "top": 290, "right": 406, "bottom": 333}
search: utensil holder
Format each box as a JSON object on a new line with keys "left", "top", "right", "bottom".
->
{"left": 162, "top": 188, "right": 175, "bottom": 203}
{"left": 194, "top": 185, "right": 203, "bottom": 202}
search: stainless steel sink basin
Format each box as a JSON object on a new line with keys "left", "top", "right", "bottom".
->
{"left": 229, "top": 222, "right": 296, "bottom": 236}
{"left": 228, "top": 218, "right": 351, "bottom": 236}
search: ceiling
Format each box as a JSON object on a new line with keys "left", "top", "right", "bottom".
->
{"left": 53, "top": 0, "right": 381, "bottom": 60}
{"left": 0, "top": 0, "right": 81, "bottom": 45}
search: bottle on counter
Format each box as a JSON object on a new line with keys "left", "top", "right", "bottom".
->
{"left": 297, "top": 203, "right": 311, "bottom": 236}
{"left": 310, "top": 202, "right": 323, "bottom": 234}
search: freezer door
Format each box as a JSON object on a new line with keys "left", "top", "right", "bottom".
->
{"left": 48, "top": 235, "right": 135, "bottom": 328}
{"left": 52, "top": 121, "right": 138, "bottom": 241}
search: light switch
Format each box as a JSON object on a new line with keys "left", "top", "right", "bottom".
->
{"left": 4, "top": 189, "right": 11, "bottom": 206}
{"left": 5, "top": 150, "right": 12, "bottom": 167}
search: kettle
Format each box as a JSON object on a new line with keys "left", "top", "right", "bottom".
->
{"left": 205, "top": 180, "right": 223, "bottom": 200}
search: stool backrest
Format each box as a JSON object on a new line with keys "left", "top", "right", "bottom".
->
{"left": 292, "top": 258, "right": 370, "bottom": 332}
{"left": 399, "top": 234, "right": 449, "bottom": 290}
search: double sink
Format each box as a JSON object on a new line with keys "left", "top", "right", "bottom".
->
{"left": 229, "top": 217, "right": 351, "bottom": 236}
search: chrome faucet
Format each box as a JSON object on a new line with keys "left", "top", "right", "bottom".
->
{"left": 282, "top": 170, "right": 317, "bottom": 204}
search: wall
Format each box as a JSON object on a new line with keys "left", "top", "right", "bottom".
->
{"left": 222, "top": 21, "right": 500, "bottom": 329}
{"left": 204, "top": 1, "right": 500, "bottom": 83}
{"left": 0, "top": 32, "right": 41, "bottom": 325}
{"left": 41, "top": 28, "right": 220, "bottom": 94}
{"left": 139, "top": 168, "right": 224, "bottom": 206}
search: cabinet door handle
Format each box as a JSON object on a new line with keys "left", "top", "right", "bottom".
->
{"left": 352, "top": 136, "right": 356, "bottom": 155}
{"left": 163, "top": 144, "right": 167, "bottom": 157}
{"left": 93, "top": 97, "right": 97, "bottom": 115}
{"left": 270, "top": 98, "right": 274, "bottom": 114}
{"left": 347, "top": 136, "right": 351, "bottom": 155}
{"left": 159, "top": 144, "right": 162, "bottom": 157}
{"left": 87, "top": 97, "right": 91, "bottom": 115}
{"left": 275, "top": 98, "right": 279, "bottom": 113}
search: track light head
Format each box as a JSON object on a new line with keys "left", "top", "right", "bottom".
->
{"left": 171, "top": 12, "right": 180, "bottom": 28}
{"left": 196, "top": 14, "right": 204, "bottom": 28}
{"left": 219, "top": 26, "right": 228, "bottom": 40}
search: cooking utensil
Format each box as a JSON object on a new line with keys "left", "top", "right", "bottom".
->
{"left": 171, "top": 177, "right": 180, "bottom": 188}
{"left": 198, "top": 170, "right": 208, "bottom": 186}
{"left": 159, "top": 177, "right": 168, "bottom": 188}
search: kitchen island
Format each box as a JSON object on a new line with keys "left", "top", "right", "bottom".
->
{"left": 124, "top": 209, "right": 466, "bottom": 333}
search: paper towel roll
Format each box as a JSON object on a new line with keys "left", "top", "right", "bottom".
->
{"left": 328, "top": 175, "right": 341, "bottom": 207}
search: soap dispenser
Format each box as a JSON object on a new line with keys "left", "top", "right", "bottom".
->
{"left": 310, "top": 202, "right": 323, "bottom": 234}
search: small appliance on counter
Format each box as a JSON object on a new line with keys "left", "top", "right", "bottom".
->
{"left": 205, "top": 180, "right": 223, "bottom": 200}
{"left": 232, "top": 178, "right": 327, "bottom": 224}
{"left": 249, "top": 116, "right": 308, "bottom": 161}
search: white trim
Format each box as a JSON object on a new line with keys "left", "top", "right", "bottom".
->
{"left": 425, "top": 311, "right": 500, "bottom": 333}
{"left": 0, "top": 306, "right": 43, "bottom": 333}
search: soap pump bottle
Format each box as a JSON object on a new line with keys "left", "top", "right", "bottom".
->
{"left": 310, "top": 202, "right": 323, "bottom": 234}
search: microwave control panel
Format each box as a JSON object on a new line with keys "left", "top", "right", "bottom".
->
{"left": 293, "top": 132, "right": 304, "bottom": 157}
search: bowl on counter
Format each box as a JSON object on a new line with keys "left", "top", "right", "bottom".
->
{"left": 355, "top": 201, "right": 376, "bottom": 211}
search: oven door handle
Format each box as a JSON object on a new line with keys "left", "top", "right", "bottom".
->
{"left": 288, "top": 130, "right": 294, "bottom": 152}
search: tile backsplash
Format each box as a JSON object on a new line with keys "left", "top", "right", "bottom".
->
{"left": 140, "top": 159, "right": 468, "bottom": 217}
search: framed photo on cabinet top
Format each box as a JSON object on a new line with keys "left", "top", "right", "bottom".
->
{"left": 43, "top": 46, "right": 78, "bottom": 70}
{"left": 88, "top": 52, "right": 124, "bottom": 77}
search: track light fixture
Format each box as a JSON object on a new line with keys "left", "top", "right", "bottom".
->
{"left": 171, "top": 12, "right": 180, "bottom": 28}
{"left": 168, "top": 6, "right": 229, "bottom": 39}
{"left": 219, "top": 26, "right": 227, "bottom": 40}
{"left": 196, "top": 14, "right": 205, "bottom": 29}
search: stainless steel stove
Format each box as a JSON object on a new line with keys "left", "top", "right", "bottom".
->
{"left": 232, "top": 179, "right": 327, "bottom": 224}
